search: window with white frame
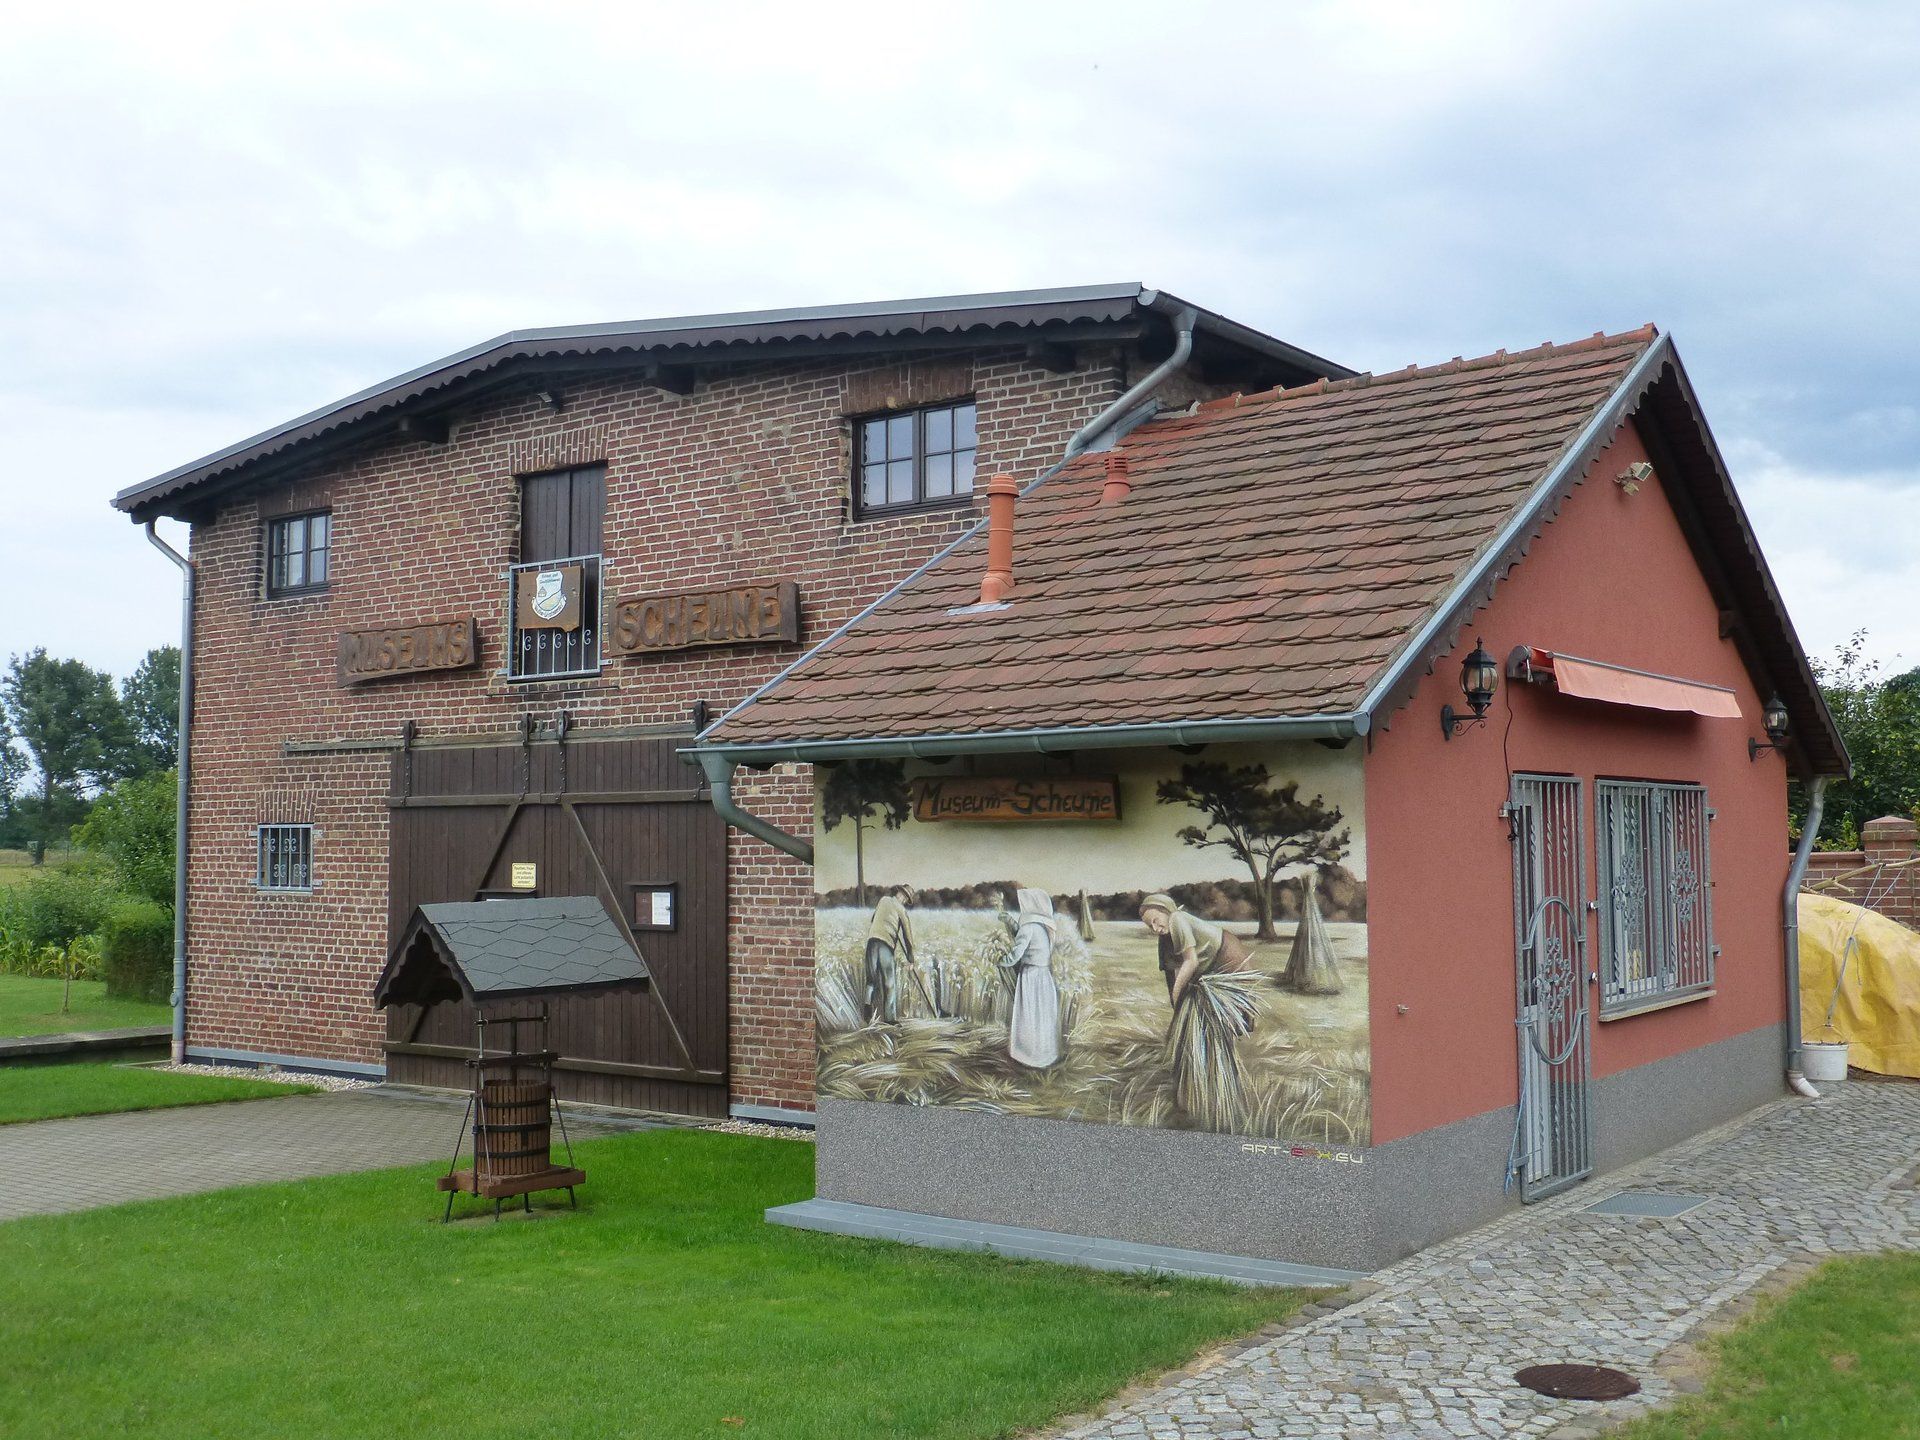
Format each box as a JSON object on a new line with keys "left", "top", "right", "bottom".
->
{"left": 256, "top": 824, "right": 314, "bottom": 891}
{"left": 1594, "top": 781, "right": 1714, "bottom": 1012}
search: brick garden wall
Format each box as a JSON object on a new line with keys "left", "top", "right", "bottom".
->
{"left": 182, "top": 342, "right": 1180, "bottom": 1110}
{"left": 1802, "top": 816, "right": 1920, "bottom": 933}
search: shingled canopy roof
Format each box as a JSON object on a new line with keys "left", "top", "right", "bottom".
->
{"left": 694, "top": 327, "right": 1847, "bottom": 779}
{"left": 374, "top": 897, "right": 650, "bottom": 1009}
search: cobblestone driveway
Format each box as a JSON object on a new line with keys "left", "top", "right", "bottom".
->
{"left": 1046, "top": 1081, "right": 1920, "bottom": 1440}
{"left": 0, "top": 1087, "right": 631, "bottom": 1221}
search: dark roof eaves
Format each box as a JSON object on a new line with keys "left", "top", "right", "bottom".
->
{"left": 117, "top": 285, "right": 1346, "bottom": 517}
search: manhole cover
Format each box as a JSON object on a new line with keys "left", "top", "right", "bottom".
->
{"left": 1514, "top": 1363, "right": 1641, "bottom": 1400}
{"left": 1583, "top": 1190, "right": 1710, "bottom": 1218}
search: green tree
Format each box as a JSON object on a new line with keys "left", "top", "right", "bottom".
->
{"left": 0, "top": 709, "right": 28, "bottom": 848}
{"left": 821, "top": 760, "right": 911, "bottom": 908}
{"left": 74, "top": 768, "right": 178, "bottom": 910}
{"left": 118, "top": 646, "right": 182, "bottom": 779}
{"left": 0, "top": 650, "right": 128, "bottom": 861}
{"left": 1791, "top": 631, "right": 1920, "bottom": 848}
{"left": 1156, "top": 761, "right": 1350, "bottom": 941}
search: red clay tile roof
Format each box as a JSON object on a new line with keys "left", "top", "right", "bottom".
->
{"left": 707, "top": 328, "right": 1666, "bottom": 747}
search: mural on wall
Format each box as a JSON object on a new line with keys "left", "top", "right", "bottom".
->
{"left": 814, "top": 744, "right": 1371, "bottom": 1146}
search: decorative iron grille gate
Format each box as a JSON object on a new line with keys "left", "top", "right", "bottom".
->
{"left": 1509, "top": 774, "right": 1594, "bottom": 1200}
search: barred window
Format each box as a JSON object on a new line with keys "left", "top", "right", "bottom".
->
{"left": 265, "top": 512, "right": 331, "bottom": 597}
{"left": 854, "top": 400, "right": 977, "bottom": 516}
{"left": 1595, "top": 781, "right": 1714, "bottom": 1012}
{"left": 257, "top": 825, "right": 314, "bottom": 892}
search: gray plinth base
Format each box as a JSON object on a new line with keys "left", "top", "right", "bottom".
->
{"left": 767, "top": 1197, "right": 1366, "bottom": 1287}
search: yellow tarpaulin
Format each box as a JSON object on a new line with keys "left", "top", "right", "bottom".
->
{"left": 1798, "top": 892, "right": 1920, "bottom": 1079}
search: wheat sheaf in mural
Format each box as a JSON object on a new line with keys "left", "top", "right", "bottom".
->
{"left": 814, "top": 747, "right": 1372, "bottom": 1146}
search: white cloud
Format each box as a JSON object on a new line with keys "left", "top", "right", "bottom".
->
{"left": 0, "top": 0, "right": 1914, "bottom": 679}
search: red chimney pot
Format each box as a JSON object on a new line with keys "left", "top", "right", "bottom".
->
{"left": 979, "top": 473, "right": 1018, "bottom": 604}
{"left": 1100, "top": 453, "right": 1132, "bottom": 506}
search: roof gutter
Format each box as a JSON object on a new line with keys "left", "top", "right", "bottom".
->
{"left": 1353, "top": 334, "right": 1676, "bottom": 726}
{"left": 696, "top": 751, "right": 813, "bottom": 864}
{"left": 689, "top": 711, "right": 1368, "bottom": 770}
{"left": 144, "top": 521, "right": 194, "bottom": 1066}
{"left": 1783, "top": 776, "right": 1830, "bottom": 1095}
{"left": 1063, "top": 307, "right": 1198, "bottom": 460}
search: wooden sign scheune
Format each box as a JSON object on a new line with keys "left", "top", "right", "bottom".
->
{"left": 607, "top": 580, "right": 799, "bottom": 656}
{"left": 338, "top": 617, "right": 479, "bottom": 686}
{"left": 515, "top": 563, "right": 584, "bottom": 632}
{"left": 912, "top": 775, "right": 1121, "bottom": 824}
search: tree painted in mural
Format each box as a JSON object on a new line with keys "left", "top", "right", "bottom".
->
{"left": 820, "top": 759, "right": 912, "bottom": 908}
{"left": 1155, "top": 761, "right": 1351, "bottom": 944}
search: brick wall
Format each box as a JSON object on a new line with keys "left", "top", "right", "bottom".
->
{"left": 181, "top": 342, "right": 1179, "bottom": 1110}
{"left": 1802, "top": 816, "right": 1920, "bottom": 933}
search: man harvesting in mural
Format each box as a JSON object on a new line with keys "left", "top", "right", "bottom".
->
{"left": 1140, "top": 894, "right": 1260, "bottom": 1129}
{"left": 862, "top": 884, "right": 918, "bottom": 1024}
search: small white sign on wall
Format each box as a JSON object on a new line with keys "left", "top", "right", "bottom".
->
{"left": 510, "top": 862, "right": 537, "bottom": 890}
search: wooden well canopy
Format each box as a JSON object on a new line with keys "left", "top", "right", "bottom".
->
{"left": 374, "top": 896, "right": 652, "bottom": 1010}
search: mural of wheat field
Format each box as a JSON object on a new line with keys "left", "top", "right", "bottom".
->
{"left": 816, "top": 906, "right": 1371, "bottom": 1145}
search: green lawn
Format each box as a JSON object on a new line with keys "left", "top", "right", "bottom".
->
{"left": 0, "top": 1062, "right": 315, "bottom": 1125}
{"left": 0, "top": 1129, "right": 1306, "bottom": 1440}
{"left": 0, "top": 974, "right": 170, "bottom": 1037}
{"left": 1615, "top": 1253, "right": 1920, "bottom": 1439}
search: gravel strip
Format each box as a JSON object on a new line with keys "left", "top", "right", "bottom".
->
{"left": 151, "top": 1062, "right": 374, "bottom": 1093}
{"left": 706, "top": 1118, "right": 816, "bottom": 1142}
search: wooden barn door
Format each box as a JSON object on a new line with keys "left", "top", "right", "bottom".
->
{"left": 384, "top": 731, "right": 729, "bottom": 1117}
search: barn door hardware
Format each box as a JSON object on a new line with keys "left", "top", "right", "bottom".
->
{"left": 517, "top": 713, "right": 535, "bottom": 794}
{"left": 554, "top": 709, "right": 573, "bottom": 794}
{"left": 399, "top": 720, "right": 418, "bottom": 800}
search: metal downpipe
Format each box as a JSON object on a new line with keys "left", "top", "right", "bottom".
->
{"left": 1063, "top": 308, "right": 1198, "bottom": 460}
{"left": 1783, "top": 776, "right": 1829, "bottom": 1094}
{"left": 697, "top": 752, "right": 813, "bottom": 864}
{"left": 145, "top": 521, "right": 194, "bottom": 1065}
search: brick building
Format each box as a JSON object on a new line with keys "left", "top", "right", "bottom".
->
{"left": 112, "top": 286, "right": 1345, "bottom": 1119}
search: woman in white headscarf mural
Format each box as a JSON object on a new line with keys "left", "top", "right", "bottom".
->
{"left": 1000, "top": 888, "right": 1062, "bottom": 1068}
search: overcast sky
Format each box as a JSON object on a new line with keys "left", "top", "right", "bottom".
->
{"left": 3, "top": 1, "right": 1914, "bottom": 684}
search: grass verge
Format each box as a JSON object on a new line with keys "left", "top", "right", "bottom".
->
{"left": 0, "top": 974, "right": 170, "bottom": 1038}
{"left": 1613, "top": 1252, "right": 1920, "bottom": 1439}
{"left": 0, "top": 1127, "right": 1306, "bottom": 1440}
{"left": 0, "top": 1062, "right": 316, "bottom": 1125}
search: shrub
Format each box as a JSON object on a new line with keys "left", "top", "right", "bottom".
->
{"left": 100, "top": 897, "right": 173, "bottom": 1002}
{"left": 0, "top": 863, "right": 115, "bottom": 950}
{"left": 74, "top": 769, "right": 177, "bottom": 910}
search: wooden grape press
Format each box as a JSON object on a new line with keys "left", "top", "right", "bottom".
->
{"left": 372, "top": 896, "right": 654, "bottom": 1220}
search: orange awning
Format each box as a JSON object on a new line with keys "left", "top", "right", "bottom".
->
{"left": 1526, "top": 649, "right": 1743, "bottom": 719}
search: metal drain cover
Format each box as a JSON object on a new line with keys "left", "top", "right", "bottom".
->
{"left": 1584, "top": 1190, "right": 1710, "bottom": 1218}
{"left": 1514, "top": 1363, "right": 1642, "bottom": 1400}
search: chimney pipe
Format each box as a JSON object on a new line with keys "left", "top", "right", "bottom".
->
{"left": 979, "top": 473, "right": 1018, "bottom": 604}
{"left": 1100, "top": 453, "right": 1132, "bottom": 506}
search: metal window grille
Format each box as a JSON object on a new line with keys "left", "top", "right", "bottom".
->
{"left": 257, "top": 824, "right": 314, "bottom": 891}
{"left": 1595, "top": 781, "right": 1714, "bottom": 1012}
{"left": 265, "top": 512, "right": 330, "bottom": 596}
{"left": 506, "top": 554, "right": 602, "bottom": 680}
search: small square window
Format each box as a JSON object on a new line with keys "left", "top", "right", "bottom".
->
{"left": 257, "top": 824, "right": 314, "bottom": 891}
{"left": 266, "top": 512, "right": 330, "bottom": 598}
{"left": 851, "top": 400, "right": 978, "bottom": 517}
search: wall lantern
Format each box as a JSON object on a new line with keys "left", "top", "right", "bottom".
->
{"left": 1441, "top": 638, "right": 1500, "bottom": 740}
{"left": 1748, "top": 695, "right": 1791, "bottom": 761}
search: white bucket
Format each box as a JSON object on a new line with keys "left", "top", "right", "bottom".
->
{"left": 1801, "top": 1040, "right": 1850, "bottom": 1085}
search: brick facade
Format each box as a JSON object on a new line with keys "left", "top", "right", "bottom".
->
{"left": 182, "top": 342, "right": 1188, "bottom": 1111}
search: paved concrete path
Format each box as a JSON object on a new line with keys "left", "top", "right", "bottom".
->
{"left": 1046, "top": 1080, "right": 1920, "bottom": 1440}
{"left": 0, "top": 1086, "right": 633, "bottom": 1222}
